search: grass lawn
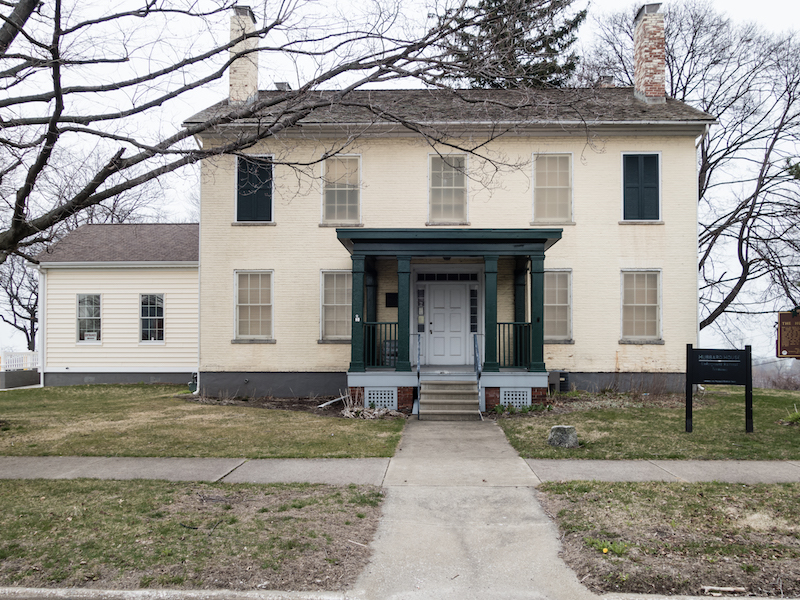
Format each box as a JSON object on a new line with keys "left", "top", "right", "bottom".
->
{"left": 498, "top": 387, "right": 800, "bottom": 460}
{"left": 0, "top": 479, "right": 383, "bottom": 591}
{"left": 0, "top": 384, "right": 404, "bottom": 458}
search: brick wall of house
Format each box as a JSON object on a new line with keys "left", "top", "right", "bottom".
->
{"left": 633, "top": 8, "right": 665, "bottom": 102}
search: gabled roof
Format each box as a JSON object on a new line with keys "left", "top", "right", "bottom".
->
{"left": 184, "top": 87, "right": 715, "bottom": 131}
{"left": 37, "top": 223, "right": 199, "bottom": 264}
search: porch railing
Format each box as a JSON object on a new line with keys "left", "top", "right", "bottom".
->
{"left": 497, "top": 322, "right": 531, "bottom": 368}
{"left": 364, "top": 322, "right": 398, "bottom": 368}
{"left": 1, "top": 351, "right": 39, "bottom": 372}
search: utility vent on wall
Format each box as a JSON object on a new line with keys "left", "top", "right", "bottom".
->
{"left": 364, "top": 387, "right": 398, "bottom": 410}
{"left": 501, "top": 388, "right": 532, "bottom": 408}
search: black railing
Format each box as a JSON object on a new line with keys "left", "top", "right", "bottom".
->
{"left": 364, "top": 322, "right": 398, "bottom": 368}
{"left": 497, "top": 322, "right": 531, "bottom": 368}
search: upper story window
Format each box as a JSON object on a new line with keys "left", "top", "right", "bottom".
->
{"left": 534, "top": 154, "right": 572, "bottom": 223}
{"left": 237, "top": 156, "right": 272, "bottom": 222}
{"left": 321, "top": 271, "right": 352, "bottom": 340}
{"left": 621, "top": 271, "right": 660, "bottom": 341}
{"left": 322, "top": 157, "right": 360, "bottom": 224}
{"left": 140, "top": 294, "right": 164, "bottom": 342}
{"left": 544, "top": 271, "right": 571, "bottom": 341}
{"left": 77, "top": 294, "right": 101, "bottom": 342}
{"left": 429, "top": 155, "right": 466, "bottom": 223}
{"left": 235, "top": 271, "right": 273, "bottom": 340}
{"left": 623, "top": 154, "right": 659, "bottom": 220}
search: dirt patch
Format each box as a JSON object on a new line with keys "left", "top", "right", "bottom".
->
{"left": 179, "top": 394, "right": 349, "bottom": 418}
{"left": 538, "top": 482, "right": 800, "bottom": 597}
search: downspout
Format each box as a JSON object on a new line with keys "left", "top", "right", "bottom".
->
{"left": 37, "top": 266, "right": 45, "bottom": 387}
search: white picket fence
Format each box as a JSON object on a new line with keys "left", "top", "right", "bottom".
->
{"left": 0, "top": 351, "right": 39, "bottom": 372}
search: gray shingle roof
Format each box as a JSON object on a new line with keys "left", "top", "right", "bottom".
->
{"left": 185, "top": 87, "right": 714, "bottom": 128}
{"left": 37, "top": 224, "right": 199, "bottom": 264}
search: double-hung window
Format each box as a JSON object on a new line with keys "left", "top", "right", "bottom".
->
{"left": 77, "top": 294, "right": 101, "bottom": 342}
{"left": 322, "top": 157, "right": 359, "bottom": 224}
{"left": 236, "top": 156, "right": 273, "bottom": 222}
{"left": 236, "top": 271, "right": 273, "bottom": 339}
{"left": 621, "top": 271, "right": 660, "bottom": 341}
{"left": 429, "top": 155, "right": 466, "bottom": 223}
{"left": 140, "top": 294, "right": 164, "bottom": 342}
{"left": 623, "top": 154, "right": 659, "bottom": 220}
{"left": 544, "top": 271, "right": 571, "bottom": 341}
{"left": 534, "top": 154, "right": 572, "bottom": 222}
{"left": 321, "top": 271, "right": 352, "bottom": 340}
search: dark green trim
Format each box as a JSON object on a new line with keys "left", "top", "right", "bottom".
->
{"left": 365, "top": 269, "right": 378, "bottom": 323}
{"left": 529, "top": 254, "right": 546, "bottom": 372}
{"left": 349, "top": 255, "right": 366, "bottom": 372}
{"left": 514, "top": 257, "right": 527, "bottom": 323}
{"left": 483, "top": 255, "right": 499, "bottom": 372}
{"left": 396, "top": 257, "right": 412, "bottom": 371}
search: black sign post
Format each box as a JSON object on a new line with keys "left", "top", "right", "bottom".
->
{"left": 686, "top": 344, "right": 752, "bottom": 433}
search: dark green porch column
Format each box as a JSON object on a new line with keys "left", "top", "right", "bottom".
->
{"left": 396, "top": 256, "right": 412, "bottom": 371}
{"left": 349, "top": 254, "right": 366, "bottom": 372}
{"left": 528, "top": 254, "right": 546, "bottom": 372}
{"left": 514, "top": 257, "right": 527, "bottom": 323}
{"left": 484, "top": 255, "right": 500, "bottom": 372}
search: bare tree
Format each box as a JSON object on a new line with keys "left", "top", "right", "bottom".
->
{"left": 0, "top": 254, "right": 37, "bottom": 350}
{"left": 582, "top": 1, "right": 800, "bottom": 331}
{"left": 0, "top": 0, "right": 594, "bottom": 265}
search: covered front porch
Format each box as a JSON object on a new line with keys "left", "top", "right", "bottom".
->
{"left": 337, "top": 229, "right": 561, "bottom": 414}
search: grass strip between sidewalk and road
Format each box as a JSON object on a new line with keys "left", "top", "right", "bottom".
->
{"left": 538, "top": 480, "right": 800, "bottom": 597}
{"left": 0, "top": 385, "right": 404, "bottom": 458}
{"left": 0, "top": 479, "right": 383, "bottom": 591}
{"left": 498, "top": 386, "right": 800, "bottom": 460}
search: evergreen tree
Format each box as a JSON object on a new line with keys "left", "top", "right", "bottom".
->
{"left": 439, "top": 0, "right": 586, "bottom": 89}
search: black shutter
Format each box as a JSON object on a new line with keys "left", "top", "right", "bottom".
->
{"left": 237, "top": 157, "right": 273, "bottom": 221}
{"left": 623, "top": 155, "right": 659, "bottom": 220}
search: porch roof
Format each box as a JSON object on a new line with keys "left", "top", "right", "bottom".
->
{"left": 336, "top": 228, "right": 562, "bottom": 256}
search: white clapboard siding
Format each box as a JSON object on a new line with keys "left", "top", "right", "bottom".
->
{"left": 44, "top": 267, "right": 198, "bottom": 370}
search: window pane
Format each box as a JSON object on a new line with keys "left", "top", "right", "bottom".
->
{"left": 430, "top": 155, "right": 467, "bottom": 223}
{"left": 544, "top": 272, "right": 570, "bottom": 340}
{"left": 323, "top": 157, "right": 359, "bottom": 223}
{"left": 534, "top": 154, "right": 571, "bottom": 222}
{"left": 77, "top": 294, "right": 101, "bottom": 341}
{"left": 622, "top": 272, "right": 659, "bottom": 339}
{"left": 236, "top": 272, "right": 272, "bottom": 339}
{"left": 321, "top": 272, "right": 352, "bottom": 340}
{"left": 140, "top": 294, "right": 164, "bottom": 341}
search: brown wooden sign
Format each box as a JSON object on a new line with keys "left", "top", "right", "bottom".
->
{"left": 777, "top": 311, "right": 800, "bottom": 358}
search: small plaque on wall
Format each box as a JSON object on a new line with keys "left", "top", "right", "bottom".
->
{"left": 385, "top": 293, "right": 398, "bottom": 307}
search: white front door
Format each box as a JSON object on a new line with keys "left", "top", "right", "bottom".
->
{"left": 427, "top": 283, "right": 468, "bottom": 365}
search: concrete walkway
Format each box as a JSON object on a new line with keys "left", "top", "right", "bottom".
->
{"left": 1, "top": 420, "right": 799, "bottom": 600}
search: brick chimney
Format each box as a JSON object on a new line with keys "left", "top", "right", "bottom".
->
{"left": 229, "top": 6, "right": 258, "bottom": 105}
{"left": 633, "top": 3, "right": 665, "bottom": 104}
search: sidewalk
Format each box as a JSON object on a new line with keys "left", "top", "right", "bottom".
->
{"left": 1, "top": 421, "right": 799, "bottom": 600}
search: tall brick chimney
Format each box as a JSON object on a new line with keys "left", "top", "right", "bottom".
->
{"left": 633, "top": 4, "right": 665, "bottom": 104}
{"left": 229, "top": 6, "right": 258, "bottom": 105}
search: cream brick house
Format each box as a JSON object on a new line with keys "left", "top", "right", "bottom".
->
{"left": 186, "top": 4, "right": 714, "bottom": 415}
{"left": 37, "top": 224, "right": 199, "bottom": 386}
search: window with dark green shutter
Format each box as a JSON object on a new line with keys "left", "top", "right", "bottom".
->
{"left": 623, "top": 154, "right": 659, "bottom": 220}
{"left": 237, "top": 156, "right": 272, "bottom": 221}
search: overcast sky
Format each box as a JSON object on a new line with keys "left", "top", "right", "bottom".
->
{"left": 2, "top": 0, "right": 797, "bottom": 357}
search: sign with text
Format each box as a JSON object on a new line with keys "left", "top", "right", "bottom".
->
{"left": 686, "top": 344, "right": 752, "bottom": 433}
{"left": 777, "top": 311, "right": 800, "bottom": 358}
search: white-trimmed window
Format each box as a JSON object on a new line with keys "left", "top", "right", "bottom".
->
{"left": 621, "top": 271, "right": 660, "bottom": 340}
{"left": 235, "top": 271, "right": 273, "bottom": 339}
{"left": 429, "top": 155, "right": 467, "bottom": 223}
{"left": 321, "top": 271, "right": 352, "bottom": 340}
{"left": 544, "top": 271, "right": 571, "bottom": 341}
{"left": 322, "top": 157, "right": 359, "bottom": 224}
{"left": 623, "top": 153, "right": 660, "bottom": 220}
{"left": 140, "top": 294, "right": 164, "bottom": 342}
{"left": 236, "top": 155, "right": 273, "bottom": 222}
{"left": 77, "top": 294, "right": 101, "bottom": 342}
{"left": 534, "top": 154, "right": 572, "bottom": 222}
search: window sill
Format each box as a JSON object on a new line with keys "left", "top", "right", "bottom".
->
{"left": 619, "top": 338, "right": 665, "bottom": 345}
{"left": 76, "top": 341, "right": 102, "bottom": 345}
{"left": 544, "top": 339, "right": 574, "bottom": 345}
{"left": 232, "top": 338, "right": 276, "bottom": 344}
{"left": 318, "top": 339, "right": 352, "bottom": 344}
{"left": 530, "top": 221, "right": 575, "bottom": 226}
{"left": 139, "top": 341, "right": 165, "bottom": 346}
{"left": 231, "top": 222, "right": 276, "bottom": 226}
{"left": 426, "top": 221, "right": 470, "bottom": 226}
{"left": 319, "top": 223, "right": 363, "bottom": 228}
{"left": 619, "top": 220, "right": 663, "bottom": 225}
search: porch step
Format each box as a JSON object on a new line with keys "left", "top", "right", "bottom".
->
{"left": 418, "top": 380, "right": 480, "bottom": 421}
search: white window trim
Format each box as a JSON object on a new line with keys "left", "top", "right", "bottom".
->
{"left": 139, "top": 293, "right": 166, "bottom": 345}
{"left": 620, "top": 151, "right": 662, "bottom": 222}
{"left": 427, "top": 153, "right": 469, "bottom": 225}
{"left": 76, "top": 293, "right": 102, "bottom": 345}
{"left": 532, "top": 152, "right": 574, "bottom": 224}
{"left": 235, "top": 154, "right": 275, "bottom": 223}
{"left": 319, "top": 270, "right": 353, "bottom": 342}
{"left": 233, "top": 269, "right": 274, "bottom": 341}
{"left": 620, "top": 268, "right": 663, "bottom": 343}
{"left": 544, "top": 268, "right": 573, "bottom": 342}
{"left": 320, "top": 155, "right": 362, "bottom": 226}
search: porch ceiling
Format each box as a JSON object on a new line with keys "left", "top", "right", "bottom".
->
{"left": 336, "top": 228, "right": 562, "bottom": 256}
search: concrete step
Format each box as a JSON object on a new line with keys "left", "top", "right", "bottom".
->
{"left": 418, "top": 409, "right": 482, "bottom": 421}
{"left": 418, "top": 380, "right": 480, "bottom": 421}
{"left": 422, "top": 399, "right": 479, "bottom": 411}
